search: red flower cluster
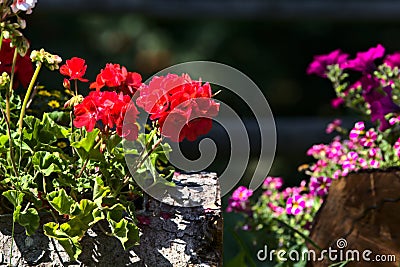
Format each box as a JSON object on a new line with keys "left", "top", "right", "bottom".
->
{"left": 0, "top": 38, "right": 34, "bottom": 88}
{"left": 73, "top": 90, "right": 139, "bottom": 141}
{"left": 136, "top": 74, "right": 219, "bottom": 142}
{"left": 90, "top": 63, "right": 142, "bottom": 96}
{"left": 60, "top": 57, "right": 88, "bottom": 82}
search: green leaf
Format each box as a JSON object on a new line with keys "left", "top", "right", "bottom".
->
{"left": 43, "top": 222, "right": 82, "bottom": 260}
{"left": 41, "top": 113, "right": 69, "bottom": 139}
{"left": 71, "top": 129, "right": 99, "bottom": 153}
{"left": 105, "top": 204, "right": 125, "bottom": 222}
{"left": 3, "top": 190, "right": 24, "bottom": 207}
{"left": 225, "top": 251, "right": 247, "bottom": 267}
{"left": 47, "top": 189, "right": 75, "bottom": 215}
{"left": 71, "top": 129, "right": 104, "bottom": 161}
{"left": 32, "top": 151, "right": 63, "bottom": 176}
{"left": 93, "top": 176, "right": 111, "bottom": 207}
{"left": 108, "top": 218, "right": 139, "bottom": 250}
{"left": 63, "top": 199, "right": 104, "bottom": 237}
{"left": 14, "top": 206, "right": 40, "bottom": 236}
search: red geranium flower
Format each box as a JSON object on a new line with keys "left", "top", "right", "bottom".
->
{"left": 60, "top": 57, "right": 89, "bottom": 82}
{"left": 0, "top": 38, "right": 34, "bottom": 89}
{"left": 136, "top": 73, "right": 219, "bottom": 142}
{"left": 73, "top": 90, "right": 139, "bottom": 141}
{"left": 89, "top": 63, "right": 142, "bottom": 96}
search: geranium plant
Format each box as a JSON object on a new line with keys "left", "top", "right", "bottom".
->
{"left": 0, "top": 1, "right": 219, "bottom": 262}
{"left": 227, "top": 43, "right": 400, "bottom": 266}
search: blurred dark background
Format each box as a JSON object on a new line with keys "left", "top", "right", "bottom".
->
{"left": 26, "top": 1, "right": 400, "bottom": 265}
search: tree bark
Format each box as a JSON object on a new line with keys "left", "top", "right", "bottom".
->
{"left": 0, "top": 172, "right": 223, "bottom": 267}
{"left": 308, "top": 169, "right": 400, "bottom": 267}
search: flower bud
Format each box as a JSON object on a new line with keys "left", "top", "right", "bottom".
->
{"left": 30, "top": 49, "right": 62, "bottom": 70}
{"left": 0, "top": 72, "right": 11, "bottom": 90}
{"left": 63, "top": 78, "right": 70, "bottom": 90}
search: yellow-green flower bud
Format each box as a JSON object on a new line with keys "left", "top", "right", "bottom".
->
{"left": 30, "top": 49, "right": 62, "bottom": 71}
{"left": 0, "top": 72, "right": 11, "bottom": 90}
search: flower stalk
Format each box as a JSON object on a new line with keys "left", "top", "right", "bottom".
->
{"left": 17, "top": 61, "right": 41, "bottom": 133}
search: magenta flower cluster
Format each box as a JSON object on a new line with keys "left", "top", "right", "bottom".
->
{"left": 308, "top": 44, "right": 400, "bottom": 131}
{"left": 226, "top": 186, "right": 253, "bottom": 213}
{"left": 226, "top": 44, "right": 400, "bottom": 253}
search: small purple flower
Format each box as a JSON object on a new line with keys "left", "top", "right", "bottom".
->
{"left": 309, "top": 176, "right": 332, "bottom": 197}
{"left": 232, "top": 186, "right": 253, "bottom": 201}
{"left": 263, "top": 177, "right": 283, "bottom": 190}
{"left": 331, "top": 97, "right": 344, "bottom": 109}
{"left": 389, "top": 115, "right": 400, "bottom": 125}
{"left": 326, "top": 119, "right": 342, "bottom": 134}
{"left": 384, "top": 52, "right": 400, "bottom": 68}
{"left": 358, "top": 157, "right": 368, "bottom": 169}
{"left": 310, "top": 159, "right": 328, "bottom": 173}
{"left": 349, "top": 121, "right": 365, "bottom": 140}
{"left": 268, "top": 203, "right": 285, "bottom": 216}
{"left": 307, "top": 144, "right": 327, "bottom": 157}
{"left": 359, "top": 129, "right": 377, "bottom": 147}
{"left": 226, "top": 186, "right": 253, "bottom": 213}
{"left": 368, "top": 147, "right": 380, "bottom": 158}
{"left": 369, "top": 159, "right": 380, "bottom": 168}
{"left": 342, "top": 151, "right": 359, "bottom": 171}
{"left": 286, "top": 195, "right": 306, "bottom": 215}
{"left": 394, "top": 138, "right": 400, "bottom": 158}
{"left": 332, "top": 169, "right": 342, "bottom": 179}
{"left": 307, "top": 49, "right": 349, "bottom": 77}
{"left": 343, "top": 44, "right": 385, "bottom": 73}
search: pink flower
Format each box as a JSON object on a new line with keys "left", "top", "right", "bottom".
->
{"left": 332, "top": 169, "right": 342, "bottom": 179}
{"left": 11, "top": 0, "right": 37, "bottom": 14}
{"left": 310, "top": 159, "right": 328, "bottom": 173}
{"left": 307, "top": 49, "right": 349, "bottom": 77}
{"left": 286, "top": 195, "right": 306, "bottom": 215}
{"left": 369, "top": 159, "right": 380, "bottom": 168}
{"left": 359, "top": 129, "right": 377, "bottom": 147}
{"left": 263, "top": 177, "right": 283, "bottom": 190}
{"left": 368, "top": 148, "right": 380, "bottom": 158}
{"left": 342, "top": 151, "right": 359, "bottom": 171}
{"left": 389, "top": 116, "right": 400, "bottom": 125}
{"left": 349, "top": 121, "right": 365, "bottom": 140}
{"left": 326, "top": 119, "right": 342, "bottom": 134}
{"left": 307, "top": 144, "right": 327, "bottom": 157}
{"left": 384, "top": 52, "right": 400, "bottom": 68}
{"left": 358, "top": 158, "right": 368, "bottom": 169}
{"left": 232, "top": 186, "right": 253, "bottom": 201}
{"left": 394, "top": 138, "right": 400, "bottom": 158}
{"left": 226, "top": 186, "right": 253, "bottom": 213}
{"left": 331, "top": 97, "right": 344, "bottom": 109}
{"left": 309, "top": 176, "right": 332, "bottom": 197}
{"left": 268, "top": 203, "right": 285, "bottom": 216}
{"left": 343, "top": 44, "right": 385, "bottom": 73}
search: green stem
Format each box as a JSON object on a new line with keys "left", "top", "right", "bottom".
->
{"left": 0, "top": 31, "right": 4, "bottom": 53}
{"left": 0, "top": 107, "right": 19, "bottom": 179}
{"left": 18, "top": 62, "right": 42, "bottom": 134}
{"left": 74, "top": 79, "right": 78, "bottom": 96}
{"left": 273, "top": 217, "right": 322, "bottom": 251}
{"left": 6, "top": 48, "right": 18, "bottom": 123}
{"left": 9, "top": 208, "right": 15, "bottom": 267}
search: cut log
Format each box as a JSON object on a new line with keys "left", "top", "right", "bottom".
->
{"left": 0, "top": 172, "right": 223, "bottom": 267}
{"left": 308, "top": 169, "right": 400, "bottom": 267}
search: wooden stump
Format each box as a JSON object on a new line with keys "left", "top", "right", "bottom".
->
{"left": 308, "top": 169, "right": 400, "bottom": 267}
{"left": 0, "top": 172, "right": 223, "bottom": 267}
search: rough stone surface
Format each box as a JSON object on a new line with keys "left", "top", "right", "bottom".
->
{"left": 308, "top": 169, "right": 400, "bottom": 267}
{"left": 0, "top": 173, "right": 223, "bottom": 266}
